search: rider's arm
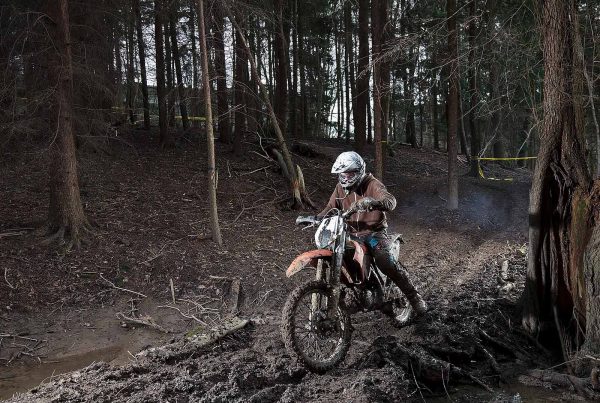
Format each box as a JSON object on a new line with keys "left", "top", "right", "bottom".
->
{"left": 367, "top": 179, "right": 396, "bottom": 212}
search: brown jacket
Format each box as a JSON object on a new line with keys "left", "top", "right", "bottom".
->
{"left": 318, "top": 174, "right": 396, "bottom": 236}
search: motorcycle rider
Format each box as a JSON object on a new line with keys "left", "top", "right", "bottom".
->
{"left": 317, "top": 151, "right": 428, "bottom": 325}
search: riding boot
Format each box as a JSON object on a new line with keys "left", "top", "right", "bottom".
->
{"left": 373, "top": 254, "right": 428, "bottom": 325}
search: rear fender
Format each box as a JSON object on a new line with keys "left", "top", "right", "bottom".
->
{"left": 286, "top": 249, "right": 333, "bottom": 278}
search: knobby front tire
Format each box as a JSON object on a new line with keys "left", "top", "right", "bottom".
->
{"left": 281, "top": 280, "right": 352, "bottom": 373}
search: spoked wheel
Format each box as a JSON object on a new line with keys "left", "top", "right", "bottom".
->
{"left": 281, "top": 280, "right": 352, "bottom": 373}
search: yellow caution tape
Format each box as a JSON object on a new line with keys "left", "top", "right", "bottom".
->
{"left": 476, "top": 156, "right": 537, "bottom": 181}
{"left": 475, "top": 157, "right": 537, "bottom": 161}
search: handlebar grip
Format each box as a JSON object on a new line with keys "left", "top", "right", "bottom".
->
{"left": 296, "top": 216, "right": 318, "bottom": 226}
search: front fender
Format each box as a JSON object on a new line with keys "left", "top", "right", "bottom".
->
{"left": 286, "top": 249, "right": 333, "bottom": 278}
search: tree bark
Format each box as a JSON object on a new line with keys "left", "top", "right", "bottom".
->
{"left": 155, "top": 0, "right": 172, "bottom": 147}
{"left": 446, "top": 0, "right": 459, "bottom": 210}
{"left": 522, "top": 0, "right": 594, "bottom": 358}
{"left": 169, "top": 3, "right": 190, "bottom": 130}
{"left": 133, "top": 0, "right": 150, "bottom": 129}
{"left": 197, "top": 0, "right": 222, "bottom": 246}
{"left": 45, "top": 0, "right": 89, "bottom": 248}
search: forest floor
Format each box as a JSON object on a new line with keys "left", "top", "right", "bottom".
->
{"left": 0, "top": 129, "right": 591, "bottom": 402}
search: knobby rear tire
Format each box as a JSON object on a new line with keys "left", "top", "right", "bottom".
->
{"left": 281, "top": 280, "right": 352, "bottom": 373}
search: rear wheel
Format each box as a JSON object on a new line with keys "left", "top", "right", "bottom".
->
{"left": 281, "top": 281, "right": 352, "bottom": 373}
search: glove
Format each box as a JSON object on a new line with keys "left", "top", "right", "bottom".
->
{"left": 351, "top": 197, "right": 378, "bottom": 212}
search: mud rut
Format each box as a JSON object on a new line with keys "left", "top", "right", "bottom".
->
{"left": 6, "top": 248, "right": 558, "bottom": 403}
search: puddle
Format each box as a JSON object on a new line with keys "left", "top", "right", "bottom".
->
{"left": 0, "top": 345, "right": 121, "bottom": 401}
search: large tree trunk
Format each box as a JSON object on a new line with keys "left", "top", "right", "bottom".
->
{"left": 446, "top": 0, "right": 459, "bottom": 210}
{"left": 155, "top": 0, "right": 172, "bottom": 147}
{"left": 355, "top": 0, "right": 369, "bottom": 152}
{"left": 197, "top": 0, "right": 222, "bottom": 246}
{"left": 133, "top": 0, "right": 150, "bottom": 129}
{"left": 45, "top": 0, "right": 90, "bottom": 248}
{"left": 582, "top": 209, "right": 600, "bottom": 361}
{"left": 169, "top": 3, "right": 190, "bottom": 130}
{"left": 273, "top": 0, "right": 288, "bottom": 136}
{"left": 522, "top": 0, "right": 595, "bottom": 361}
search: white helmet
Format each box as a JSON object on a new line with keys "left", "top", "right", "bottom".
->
{"left": 331, "top": 151, "right": 366, "bottom": 190}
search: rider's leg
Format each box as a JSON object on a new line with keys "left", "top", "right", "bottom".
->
{"left": 366, "top": 232, "right": 427, "bottom": 317}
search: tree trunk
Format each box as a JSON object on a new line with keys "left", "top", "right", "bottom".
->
{"left": 188, "top": 0, "right": 201, "bottom": 127}
{"left": 432, "top": 78, "right": 439, "bottom": 149}
{"left": 214, "top": 8, "right": 230, "bottom": 143}
{"left": 273, "top": 0, "right": 288, "bottom": 136}
{"left": 155, "top": 0, "right": 172, "bottom": 147}
{"left": 298, "top": 10, "right": 306, "bottom": 137}
{"left": 197, "top": 0, "right": 222, "bottom": 246}
{"left": 133, "top": 0, "right": 150, "bottom": 129}
{"left": 291, "top": 0, "right": 299, "bottom": 138}
{"left": 468, "top": 0, "right": 480, "bottom": 176}
{"left": 164, "top": 19, "right": 175, "bottom": 127}
{"left": 446, "top": 0, "right": 459, "bottom": 210}
{"left": 126, "top": 11, "right": 136, "bottom": 124}
{"left": 233, "top": 13, "right": 247, "bottom": 155}
{"left": 522, "top": 0, "right": 594, "bottom": 360}
{"left": 45, "top": 0, "right": 89, "bottom": 248}
{"left": 355, "top": 0, "right": 369, "bottom": 152}
{"left": 169, "top": 3, "right": 190, "bottom": 130}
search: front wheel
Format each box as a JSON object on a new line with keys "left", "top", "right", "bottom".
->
{"left": 281, "top": 281, "right": 352, "bottom": 373}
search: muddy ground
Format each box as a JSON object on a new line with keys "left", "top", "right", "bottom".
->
{"left": 0, "top": 131, "right": 587, "bottom": 401}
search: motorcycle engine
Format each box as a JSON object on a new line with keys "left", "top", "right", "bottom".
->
{"left": 341, "top": 286, "right": 383, "bottom": 314}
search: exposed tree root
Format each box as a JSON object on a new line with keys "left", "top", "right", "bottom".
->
{"left": 522, "top": 369, "right": 600, "bottom": 400}
{"left": 40, "top": 220, "right": 95, "bottom": 250}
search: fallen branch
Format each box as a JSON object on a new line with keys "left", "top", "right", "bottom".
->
{"left": 158, "top": 304, "right": 209, "bottom": 326}
{"left": 137, "top": 317, "right": 250, "bottom": 362}
{"left": 99, "top": 273, "right": 147, "bottom": 299}
{"left": 524, "top": 369, "right": 600, "bottom": 400}
{"left": 116, "top": 313, "right": 169, "bottom": 333}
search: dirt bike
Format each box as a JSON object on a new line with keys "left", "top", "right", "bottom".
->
{"left": 281, "top": 207, "right": 407, "bottom": 373}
